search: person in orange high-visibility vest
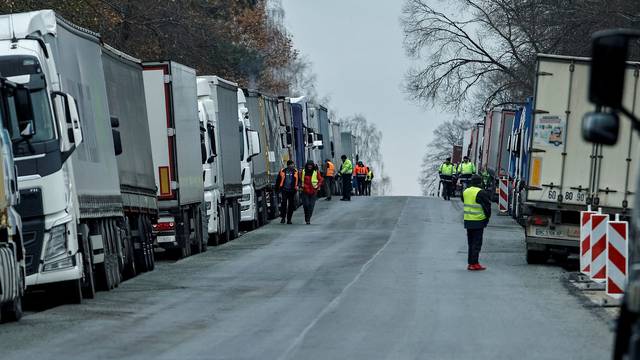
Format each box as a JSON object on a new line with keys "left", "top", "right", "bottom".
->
{"left": 324, "top": 159, "right": 336, "bottom": 201}
{"left": 301, "top": 160, "right": 324, "bottom": 224}
{"left": 353, "top": 161, "right": 368, "bottom": 196}
{"left": 275, "top": 160, "right": 298, "bottom": 224}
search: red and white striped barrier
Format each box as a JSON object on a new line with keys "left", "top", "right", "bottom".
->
{"left": 498, "top": 177, "right": 508, "bottom": 214}
{"left": 607, "top": 218, "right": 628, "bottom": 298}
{"left": 580, "top": 210, "right": 597, "bottom": 275}
{"left": 590, "top": 213, "right": 609, "bottom": 283}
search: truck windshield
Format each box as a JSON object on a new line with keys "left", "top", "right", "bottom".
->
{"left": 0, "top": 56, "right": 55, "bottom": 143}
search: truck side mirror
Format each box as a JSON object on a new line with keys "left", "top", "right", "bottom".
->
{"left": 582, "top": 111, "right": 619, "bottom": 145}
{"left": 249, "top": 130, "right": 260, "bottom": 158}
{"left": 14, "top": 87, "right": 35, "bottom": 137}
{"left": 112, "top": 129, "right": 123, "bottom": 156}
{"left": 200, "top": 142, "right": 207, "bottom": 164}
{"left": 52, "top": 91, "right": 83, "bottom": 148}
{"left": 589, "top": 34, "right": 629, "bottom": 109}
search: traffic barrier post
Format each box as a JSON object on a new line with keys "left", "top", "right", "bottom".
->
{"left": 590, "top": 213, "right": 609, "bottom": 283}
{"left": 606, "top": 215, "right": 628, "bottom": 299}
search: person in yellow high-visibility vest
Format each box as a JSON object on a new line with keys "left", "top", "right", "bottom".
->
{"left": 463, "top": 175, "right": 492, "bottom": 271}
{"left": 301, "top": 160, "right": 324, "bottom": 224}
{"left": 457, "top": 156, "right": 477, "bottom": 196}
{"left": 438, "top": 157, "right": 455, "bottom": 200}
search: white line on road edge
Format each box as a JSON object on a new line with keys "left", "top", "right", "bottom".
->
{"left": 277, "top": 198, "right": 408, "bottom": 360}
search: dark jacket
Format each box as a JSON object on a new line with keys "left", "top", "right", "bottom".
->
{"left": 464, "top": 188, "right": 492, "bottom": 229}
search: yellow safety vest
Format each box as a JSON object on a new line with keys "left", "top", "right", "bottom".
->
{"left": 458, "top": 162, "right": 476, "bottom": 175}
{"left": 463, "top": 186, "right": 487, "bottom": 221}
{"left": 439, "top": 163, "right": 454, "bottom": 176}
{"left": 302, "top": 169, "right": 319, "bottom": 188}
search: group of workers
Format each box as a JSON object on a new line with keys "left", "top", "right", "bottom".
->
{"left": 439, "top": 156, "right": 492, "bottom": 271}
{"left": 438, "top": 156, "right": 477, "bottom": 200}
{"left": 275, "top": 155, "right": 373, "bottom": 225}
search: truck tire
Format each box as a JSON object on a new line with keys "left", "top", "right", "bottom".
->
{"left": 232, "top": 202, "right": 240, "bottom": 239}
{"left": 228, "top": 203, "right": 238, "bottom": 240}
{"left": 79, "top": 225, "right": 96, "bottom": 299}
{"left": 60, "top": 279, "right": 83, "bottom": 305}
{"left": 0, "top": 296, "right": 23, "bottom": 322}
{"left": 190, "top": 207, "right": 203, "bottom": 254}
{"left": 526, "top": 249, "right": 548, "bottom": 265}
{"left": 134, "top": 216, "right": 150, "bottom": 272}
{"left": 96, "top": 221, "right": 114, "bottom": 291}
{"left": 143, "top": 217, "right": 155, "bottom": 271}
{"left": 219, "top": 203, "right": 229, "bottom": 244}
{"left": 110, "top": 220, "right": 122, "bottom": 288}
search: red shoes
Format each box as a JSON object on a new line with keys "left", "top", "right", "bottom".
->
{"left": 467, "top": 264, "right": 487, "bottom": 271}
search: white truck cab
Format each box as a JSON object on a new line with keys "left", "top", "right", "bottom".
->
{"left": 238, "top": 90, "right": 261, "bottom": 228}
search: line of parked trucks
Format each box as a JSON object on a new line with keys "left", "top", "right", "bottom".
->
{"left": 462, "top": 54, "right": 640, "bottom": 264}
{"left": 0, "top": 10, "right": 359, "bottom": 322}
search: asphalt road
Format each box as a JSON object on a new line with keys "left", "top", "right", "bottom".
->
{"left": 0, "top": 197, "right": 613, "bottom": 359}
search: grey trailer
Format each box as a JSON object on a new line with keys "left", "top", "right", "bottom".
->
{"left": 143, "top": 61, "right": 205, "bottom": 258}
{"left": 102, "top": 45, "right": 158, "bottom": 273}
{"left": 317, "top": 105, "right": 332, "bottom": 162}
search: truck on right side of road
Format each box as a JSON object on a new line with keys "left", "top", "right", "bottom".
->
{"left": 521, "top": 54, "right": 640, "bottom": 264}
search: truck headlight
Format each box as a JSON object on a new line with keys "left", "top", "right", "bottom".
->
{"left": 45, "top": 225, "right": 67, "bottom": 260}
{"left": 205, "top": 201, "right": 212, "bottom": 211}
{"left": 242, "top": 193, "right": 251, "bottom": 202}
{"left": 43, "top": 256, "right": 75, "bottom": 272}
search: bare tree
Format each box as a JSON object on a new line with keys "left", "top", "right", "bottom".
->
{"left": 401, "top": 0, "right": 640, "bottom": 113}
{"left": 418, "top": 119, "right": 472, "bottom": 196}
{"left": 341, "top": 114, "right": 391, "bottom": 195}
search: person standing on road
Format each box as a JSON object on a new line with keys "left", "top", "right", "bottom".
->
{"left": 457, "top": 156, "right": 476, "bottom": 195}
{"left": 438, "top": 157, "right": 455, "bottom": 200}
{"left": 339, "top": 155, "right": 353, "bottom": 201}
{"left": 354, "top": 161, "right": 367, "bottom": 195}
{"left": 276, "top": 160, "right": 298, "bottom": 224}
{"left": 301, "top": 160, "right": 324, "bottom": 224}
{"left": 365, "top": 166, "right": 373, "bottom": 196}
{"left": 324, "top": 159, "right": 336, "bottom": 201}
{"left": 463, "top": 175, "right": 491, "bottom": 271}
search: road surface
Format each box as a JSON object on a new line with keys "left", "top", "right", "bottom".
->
{"left": 0, "top": 197, "right": 612, "bottom": 359}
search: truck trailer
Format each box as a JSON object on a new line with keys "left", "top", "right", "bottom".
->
{"left": 102, "top": 45, "right": 158, "bottom": 275}
{"left": 522, "top": 54, "right": 640, "bottom": 263}
{"left": 143, "top": 61, "right": 206, "bottom": 258}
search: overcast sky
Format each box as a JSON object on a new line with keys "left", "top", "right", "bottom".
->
{"left": 281, "top": 0, "right": 455, "bottom": 196}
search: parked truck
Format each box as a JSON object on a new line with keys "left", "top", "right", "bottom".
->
{"left": 102, "top": 45, "right": 157, "bottom": 274}
{"left": 197, "top": 76, "right": 242, "bottom": 244}
{"left": 522, "top": 54, "right": 640, "bottom": 264}
{"left": 237, "top": 89, "right": 262, "bottom": 230}
{"left": 143, "top": 61, "right": 205, "bottom": 258}
{"left": 0, "top": 10, "right": 132, "bottom": 303}
{"left": 0, "top": 79, "right": 34, "bottom": 322}
{"left": 507, "top": 98, "right": 533, "bottom": 222}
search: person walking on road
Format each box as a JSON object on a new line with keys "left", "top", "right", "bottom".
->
{"left": 457, "top": 156, "right": 476, "bottom": 194}
{"left": 301, "top": 160, "right": 324, "bottom": 224}
{"left": 354, "top": 161, "right": 367, "bottom": 195}
{"left": 439, "top": 157, "right": 455, "bottom": 200}
{"left": 463, "top": 175, "right": 491, "bottom": 271}
{"left": 324, "top": 159, "right": 336, "bottom": 201}
{"left": 276, "top": 160, "right": 298, "bottom": 224}
{"left": 365, "top": 166, "right": 373, "bottom": 196}
{"left": 339, "top": 155, "right": 353, "bottom": 201}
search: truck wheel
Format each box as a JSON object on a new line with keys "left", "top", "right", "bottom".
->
{"left": 526, "top": 249, "right": 548, "bottom": 265}
{"left": 60, "top": 279, "right": 83, "bottom": 305}
{"left": 219, "top": 203, "right": 229, "bottom": 244}
{"left": 1, "top": 296, "right": 23, "bottom": 322}
{"left": 191, "top": 207, "right": 203, "bottom": 255}
{"left": 228, "top": 203, "right": 238, "bottom": 240}
{"left": 231, "top": 203, "right": 240, "bottom": 239}
{"left": 142, "top": 216, "right": 155, "bottom": 271}
{"left": 96, "top": 222, "right": 113, "bottom": 291}
{"left": 79, "top": 225, "right": 96, "bottom": 299}
{"left": 110, "top": 221, "right": 122, "bottom": 288}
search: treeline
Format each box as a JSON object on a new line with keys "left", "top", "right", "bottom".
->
{"left": 0, "top": 0, "right": 297, "bottom": 95}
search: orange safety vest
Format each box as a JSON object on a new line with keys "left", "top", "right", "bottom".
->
{"left": 278, "top": 168, "right": 298, "bottom": 190}
{"left": 354, "top": 165, "right": 367, "bottom": 176}
{"left": 326, "top": 161, "right": 336, "bottom": 177}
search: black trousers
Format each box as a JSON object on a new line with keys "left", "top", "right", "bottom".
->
{"left": 280, "top": 190, "right": 296, "bottom": 221}
{"left": 325, "top": 177, "right": 335, "bottom": 199}
{"left": 301, "top": 193, "right": 317, "bottom": 221}
{"left": 356, "top": 176, "right": 366, "bottom": 195}
{"left": 440, "top": 176, "right": 453, "bottom": 200}
{"left": 364, "top": 180, "right": 372, "bottom": 196}
{"left": 466, "top": 228, "right": 484, "bottom": 265}
{"left": 341, "top": 174, "right": 352, "bottom": 200}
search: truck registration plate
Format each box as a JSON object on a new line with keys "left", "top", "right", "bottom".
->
{"left": 534, "top": 228, "right": 564, "bottom": 237}
{"left": 156, "top": 235, "right": 175, "bottom": 243}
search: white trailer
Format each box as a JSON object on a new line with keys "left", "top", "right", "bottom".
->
{"left": 522, "top": 54, "right": 640, "bottom": 263}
